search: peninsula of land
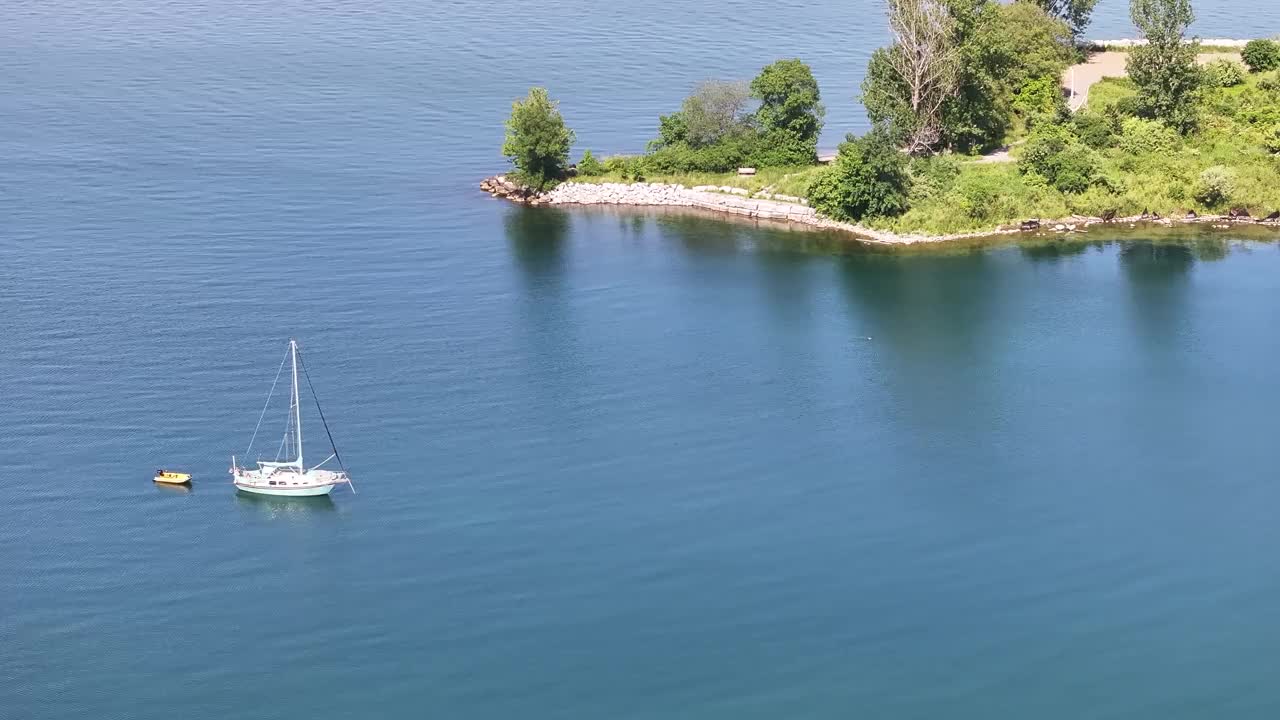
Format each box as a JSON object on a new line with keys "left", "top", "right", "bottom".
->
{"left": 490, "top": 0, "right": 1280, "bottom": 244}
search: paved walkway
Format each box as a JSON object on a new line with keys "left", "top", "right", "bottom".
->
{"left": 1063, "top": 50, "right": 1242, "bottom": 111}
{"left": 978, "top": 49, "right": 1245, "bottom": 162}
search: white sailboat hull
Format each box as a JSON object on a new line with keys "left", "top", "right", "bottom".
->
{"left": 234, "top": 480, "right": 338, "bottom": 497}
{"left": 232, "top": 468, "right": 348, "bottom": 497}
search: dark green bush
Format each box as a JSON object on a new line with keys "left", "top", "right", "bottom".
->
{"left": 807, "top": 131, "right": 911, "bottom": 221}
{"left": 1018, "top": 124, "right": 1097, "bottom": 193}
{"left": 1071, "top": 112, "right": 1116, "bottom": 148}
{"left": 1242, "top": 39, "right": 1280, "bottom": 73}
{"left": 1051, "top": 145, "right": 1100, "bottom": 193}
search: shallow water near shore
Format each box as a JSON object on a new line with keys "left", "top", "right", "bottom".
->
{"left": 7, "top": 1, "right": 1280, "bottom": 719}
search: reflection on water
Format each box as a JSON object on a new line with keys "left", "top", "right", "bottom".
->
{"left": 235, "top": 491, "right": 338, "bottom": 519}
{"left": 1019, "top": 238, "right": 1105, "bottom": 262}
{"left": 505, "top": 205, "right": 570, "bottom": 279}
{"left": 153, "top": 482, "right": 193, "bottom": 496}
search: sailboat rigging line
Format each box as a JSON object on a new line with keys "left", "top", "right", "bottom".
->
{"left": 245, "top": 345, "right": 291, "bottom": 459}
{"left": 296, "top": 348, "right": 348, "bottom": 473}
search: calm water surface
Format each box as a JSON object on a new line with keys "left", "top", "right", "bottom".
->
{"left": 5, "top": 1, "right": 1280, "bottom": 718}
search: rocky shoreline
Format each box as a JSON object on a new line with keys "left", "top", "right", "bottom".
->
{"left": 480, "top": 175, "right": 1280, "bottom": 245}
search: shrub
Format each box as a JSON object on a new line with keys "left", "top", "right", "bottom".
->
{"left": 1118, "top": 117, "right": 1179, "bottom": 154}
{"left": 807, "top": 130, "right": 911, "bottom": 221}
{"left": 1263, "top": 125, "right": 1280, "bottom": 154}
{"left": 1051, "top": 145, "right": 1100, "bottom": 193}
{"left": 644, "top": 135, "right": 754, "bottom": 174}
{"left": 1201, "top": 59, "right": 1245, "bottom": 88}
{"left": 1014, "top": 75, "right": 1069, "bottom": 128}
{"left": 576, "top": 149, "right": 603, "bottom": 177}
{"left": 907, "top": 154, "right": 962, "bottom": 203}
{"left": 749, "top": 129, "right": 817, "bottom": 168}
{"left": 602, "top": 154, "right": 645, "bottom": 179}
{"left": 1072, "top": 112, "right": 1116, "bottom": 148}
{"left": 1019, "top": 124, "right": 1074, "bottom": 176}
{"left": 1242, "top": 39, "right": 1280, "bottom": 73}
{"left": 1019, "top": 124, "right": 1098, "bottom": 193}
{"left": 1193, "top": 165, "right": 1236, "bottom": 207}
{"left": 1259, "top": 72, "right": 1280, "bottom": 93}
{"left": 953, "top": 172, "right": 1019, "bottom": 221}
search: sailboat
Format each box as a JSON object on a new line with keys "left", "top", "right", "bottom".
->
{"left": 231, "top": 339, "right": 352, "bottom": 497}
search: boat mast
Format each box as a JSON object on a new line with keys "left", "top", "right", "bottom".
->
{"left": 291, "top": 339, "right": 303, "bottom": 467}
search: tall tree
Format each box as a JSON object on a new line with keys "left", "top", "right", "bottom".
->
{"left": 751, "top": 59, "right": 825, "bottom": 146}
{"left": 863, "top": 0, "right": 960, "bottom": 154}
{"left": 681, "top": 80, "right": 754, "bottom": 147}
{"left": 1023, "top": 0, "right": 1098, "bottom": 38}
{"left": 1126, "top": 0, "right": 1200, "bottom": 133}
{"left": 502, "top": 87, "right": 575, "bottom": 191}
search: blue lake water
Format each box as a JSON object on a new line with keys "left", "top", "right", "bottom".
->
{"left": 5, "top": 1, "right": 1280, "bottom": 718}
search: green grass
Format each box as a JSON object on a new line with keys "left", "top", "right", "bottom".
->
{"left": 570, "top": 164, "right": 827, "bottom": 199}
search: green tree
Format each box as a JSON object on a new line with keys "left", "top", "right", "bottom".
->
{"left": 1023, "top": 0, "right": 1098, "bottom": 38}
{"left": 502, "top": 87, "right": 575, "bottom": 190}
{"left": 750, "top": 58, "right": 825, "bottom": 164}
{"left": 944, "top": 1, "right": 1074, "bottom": 151}
{"left": 681, "top": 80, "right": 754, "bottom": 147}
{"left": 987, "top": 2, "right": 1076, "bottom": 91}
{"left": 862, "top": 0, "right": 960, "bottom": 154}
{"left": 807, "top": 130, "right": 911, "bottom": 221}
{"left": 1126, "top": 0, "right": 1200, "bottom": 133}
{"left": 1242, "top": 39, "right": 1280, "bottom": 73}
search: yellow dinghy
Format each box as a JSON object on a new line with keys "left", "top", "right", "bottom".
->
{"left": 154, "top": 469, "right": 192, "bottom": 485}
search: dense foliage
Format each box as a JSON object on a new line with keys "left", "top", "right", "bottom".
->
{"left": 642, "top": 59, "right": 824, "bottom": 173}
{"left": 1126, "top": 0, "right": 1200, "bottom": 133}
{"left": 1201, "top": 59, "right": 1245, "bottom": 88}
{"left": 750, "top": 58, "right": 826, "bottom": 165}
{"left": 863, "top": 0, "right": 1074, "bottom": 154}
{"left": 807, "top": 131, "right": 911, "bottom": 221}
{"left": 576, "top": 149, "right": 603, "bottom": 177}
{"left": 1024, "top": 0, "right": 1098, "bottom": 38}
{"left": 502, "top": 87, "right": 575, "bottom": 190}
{"left": 1242, "top": 39, "right": 1280, "bottom": 73}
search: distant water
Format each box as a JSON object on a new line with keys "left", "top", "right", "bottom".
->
{"left": 6, "top": 2, "right": 1280, "bottom": 719}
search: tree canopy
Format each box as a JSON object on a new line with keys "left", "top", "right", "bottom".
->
{"left": 1023, "top": 0, "right": 1098, "bottom": 38}
{"left": 807, "top": 130, "right": 911, "bottom": 221}
{"left": 646, "top": 59, "right": 824, "bottom": 172}
{"left": 751, "top": 58, "right": 825, "bottom": 163}
{"left": 502, "top": 87, "right": 575, "bottom": 190}
{"left": 863, "top": 0, "right": 1074, "bottom": 154}
{"left": 1126, "top": 0, "right": 1200, "bottom": 133}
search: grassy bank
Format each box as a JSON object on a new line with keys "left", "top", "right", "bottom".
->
{"left": 573, "top": 165, "right": 826, "bottom": 199}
